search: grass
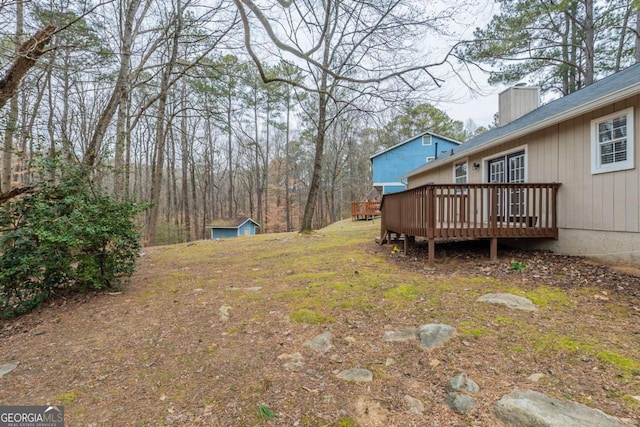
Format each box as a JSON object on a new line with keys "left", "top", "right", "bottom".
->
{"left": 2, "top": 219, "right": 639, "bottom": 425}
{"left": 290, "top": 308, "right": 335, "bottom": 324}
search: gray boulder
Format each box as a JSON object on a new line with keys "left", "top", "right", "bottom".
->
{"left": 477, "top": 293, "right": 537, "bottom": 311}
{"left": 447, "top": 372, "right": 480, "bottom": 394}
{"left": 305, "top": 332, "right": 333, "bottom": 353}
{"left": 446, "top": 393, "right": 477, "bottom": 414}
{"left": 418, "top": 324, "right": 456, "bottom": 349}
{"left": 495, "top": 390, "right": 629, "bottom": 427}
{"left": 336, "top": 368, "right": 373, "bottom": 382}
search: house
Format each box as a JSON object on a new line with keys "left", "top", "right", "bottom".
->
{"left": 398, "top": 62, "right": 640, "bottom": 265}
{"left": 370, "top": 131, "right": 461, "bottom": 195}
{"left": 205, "top": 217, "right": 260, "bottom": 239}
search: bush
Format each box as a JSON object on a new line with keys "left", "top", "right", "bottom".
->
{"left": 0, "top": 170, "right": 146, "bottom": 318}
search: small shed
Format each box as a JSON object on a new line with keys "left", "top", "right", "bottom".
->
{"left": 205, "top": 217, "right": 260, "bottom": 239}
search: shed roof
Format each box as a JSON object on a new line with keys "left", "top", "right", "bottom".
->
{"left": 405, "top": 62, "right": 640, "bottom": 178}
{"left": 205, "top": 217, "right": 260, "bottom": 229}
{"left": 369, "top": 130, "right": 462, "bottom": 161}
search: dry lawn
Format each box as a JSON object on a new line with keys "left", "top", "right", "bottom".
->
{"left": 1, "top": 219, "right": 639, "bottom": 426}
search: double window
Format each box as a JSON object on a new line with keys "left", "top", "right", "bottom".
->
{"left": 454, "top": 161, "right": 467, "bottom": 183}
{"left": 488, "top": 150, "right": 526, "bottom": 217}
{"left": 591, "top": 108, "right": 634, "bottom": 174}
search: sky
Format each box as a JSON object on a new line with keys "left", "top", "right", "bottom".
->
{"left": 421, "top": 0, "right": 504, "bottom": 129}
{"left": 436, "top": 81, "right": 502, "bottom": 128}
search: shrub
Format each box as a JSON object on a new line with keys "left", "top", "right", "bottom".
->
{"left": 0, "top": 169, "right": 146, "bottom": 318}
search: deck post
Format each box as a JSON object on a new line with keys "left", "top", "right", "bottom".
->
{"left": 404, "top": 234, "right": 409, "bottom": 255}
{"left": 490, "top": 237, "right": 498, "bottom": 261}
{"left": 428, "top": 238, "right": 435, "bottom": 265}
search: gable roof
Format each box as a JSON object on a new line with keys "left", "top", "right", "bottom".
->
{"left": 369, "top": 130, "right": 462, "bottom": 161}
{"left": 206, "top": 217, "right": 260, "bottom": 229}
{"left": 406, "top": 62, "right": 640, "bottom": 178}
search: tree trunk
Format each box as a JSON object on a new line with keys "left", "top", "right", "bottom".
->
{"left": 285, "top": 91, "right": 292, "bottom": 232}
{"left": 636, "top": 10, "right": 640, "bottom": 62}
{"left": 227, "top": 86, "right": 234, "bottom": 218}
{"left": 300, "top": 89, "right": 328, "bottom": 232}
{"left": 180, "top": 87, "right": 191, "bottom": 241}
{"left": 147, "top": 2, "right": 181, "bottom": 244}
{"left": 583, "top": 0, "right": 595, "bottom": 86}
{"left": 1, "top": 1, "right": 24, "bottom": 192}
{"left": 0, "top": 24, "right": 55, "bottom": 112}
{"left": 83, "top": 0, "right": 143, "bottom": 169}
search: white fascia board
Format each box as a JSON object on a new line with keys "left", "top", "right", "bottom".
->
{"left": 407, "top": 83, "right": 640, "bottom": 178}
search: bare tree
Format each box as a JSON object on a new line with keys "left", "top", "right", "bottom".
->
{"left": 233, "top": 0, "right": 460, "bottom": 232}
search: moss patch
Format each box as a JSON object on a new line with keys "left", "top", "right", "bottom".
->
{"left": 57, "top": 391, "right": 78, "bottom": 404}
{"left": 290, "top": 309, "right": 335, "bottom": 324}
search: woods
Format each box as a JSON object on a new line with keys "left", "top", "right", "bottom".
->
{"left": 1, "top": 0, "right": 639, "bottom": 244}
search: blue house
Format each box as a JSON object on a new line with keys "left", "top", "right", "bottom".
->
{"left": 205, "top": 217, "right": 260, "bottom": 239}
{"left": 370, "top": 131, "right": 461, "bottom": 194}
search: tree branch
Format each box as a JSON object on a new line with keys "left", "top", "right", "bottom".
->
{"left": 0, "top": 24, "right": 56, "bottom": 111}
{"left": 0, "top": 186, "right": 35, "bottom": 205}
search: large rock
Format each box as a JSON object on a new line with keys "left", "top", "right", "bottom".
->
{"left": 403, "top": 395, "right": 425, "bottom": 415}
{"left": 305, "top": 332, "right": 333, "bottom": 353}
{"left": 477, "top": 293, "right": 537, "bottom": 311}
{"left": 447, "top": 372, "right": 480, "bottom": 394}
{"left": 381, "top": 328, "right": 419, "bottom": 342}
{"left": 495, "top": 390, "right": 629, "bottom": 427}
{"left": 0, "top": 361, "right": 19, "bottom": 379}
{"left": 417, "top": 324, "right": 456, "bottom": 349}
{"left": 446, "top": 393, "right": 477, "bottom": 414}
{"left": 336, "top": 368, "right": 373, "bottom": 382}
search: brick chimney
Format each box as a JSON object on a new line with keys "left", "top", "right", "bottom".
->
{"left": 498, "top": 85, "right": 540, "bottom": 126}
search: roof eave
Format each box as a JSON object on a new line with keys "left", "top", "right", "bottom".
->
{"left": 406, "top": 82, "right": 640, "bottom": 178}
{"left": 369, "top": 130, "right": 462, "bottom": 161}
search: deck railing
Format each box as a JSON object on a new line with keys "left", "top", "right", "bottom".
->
{"left": 351, "top": 201, "right": 380, "bottom": 220}
{"left": 380, "top": 183, "right": 560, "bottom": 261}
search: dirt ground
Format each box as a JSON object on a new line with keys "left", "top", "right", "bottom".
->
{"left": 0, "top": 220, "right": 639, "bottom": 426}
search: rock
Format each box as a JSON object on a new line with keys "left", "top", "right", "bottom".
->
{"left": 381, "top": 328, "right": 419, "bottom": 342}
{"left": 527, "top": 373, "right": 545, "bottom": 382}
{"left": 283, "top": 361, "right": 305, "bottom": 371}
{"left": 495, "top": 390, "right": 629, "bottom": 426}
{"left": 305, "top": 332, "right": 333, "bottom": 353}
{"left": 218, "top": 305, "right": 231, "bottom": 321}
{"left": 0, "top": 361, "right": 19, "bottom": 378}
{"left": 404, "top": 395, "right": 425, "bottom": 414}
{"left": 417, "top": 324, "right": 456, "bottom": 349}
{"left": 477, "top": 293, "right": 537, "bottom": 311}
{"left": 226, "top": 286, "right": 262, "bottom": 292}
{"left": 447, "top": 373, "right": 480, "bottom": 394}
{"left": 277, "top": 352, "right": 303, "bottom": 361}
{"left": 446, "top": 393, "right": 477, "bottom": 414}
{"left": 336, "top": 368, "right": 373, "bottom": 382}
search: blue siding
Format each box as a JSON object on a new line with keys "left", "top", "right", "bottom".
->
{"left": 371, "top": 134, "right": 459, "bottom": 194}
{"left": 238, "top": 223, "right": 256, "bottom": 236}
{"left": 210, "top": 221, "right": 258, "bottom": 239}
{"left": 211, "top": 228, "right": 239, "bottom": 239}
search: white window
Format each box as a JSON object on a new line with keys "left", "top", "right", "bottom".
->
{"left": 422, "top": 135, "right": 432, "bottom": 146}
{"left": 454, "top": 161, "right": 467, "bottom": 184}
{"left": 426, "top": 156, "right": 435, "bottom": 163}
{"left": 591, "top": 107, "right": 634, "bottom": 174}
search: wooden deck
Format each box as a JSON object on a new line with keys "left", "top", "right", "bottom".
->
{"left": 351, "top": 201, "right": 380, "bottom": 220}
{"left": 380, "top": 183, "right": 560, "bottom": 263}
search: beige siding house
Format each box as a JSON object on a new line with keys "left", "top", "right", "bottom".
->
{"left": 404, "top": 63, "right": 640, "bottom": 265}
